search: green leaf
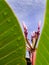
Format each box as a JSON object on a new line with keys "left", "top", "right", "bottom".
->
{"left": 36, "top": 0, "right": 49, "bottom": 65}
{"left": 0, "top": 0, "right": 26, "bottom": 65}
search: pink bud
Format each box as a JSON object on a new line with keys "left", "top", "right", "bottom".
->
{"left": 22, "top": 22, "right": 28, "bottom": 38}
{"left": 31, "top": 31, "right": 35, "bottom": 37}
{"left": 22, "top": 22, "right": 27, "bottom": 30}
{"left": 38, "top": 20, "right": 41, "bottom": 28}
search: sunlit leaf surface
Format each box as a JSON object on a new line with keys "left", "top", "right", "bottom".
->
{"left": 0, "top": 0, "right": 26, "bottom": 65}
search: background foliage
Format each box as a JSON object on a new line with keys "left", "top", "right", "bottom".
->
{"left": 36, "top": 0, "right": 49, "bottom": 65}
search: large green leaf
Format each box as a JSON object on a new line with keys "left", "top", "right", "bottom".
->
{"left": 0, "top": 0, "right": 26, "bottom": 65}
{"left": 36, "top": 0, "right": 49, "bottom": 65}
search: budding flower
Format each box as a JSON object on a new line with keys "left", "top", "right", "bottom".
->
{"left": 31, "top": 31, "right": 35, "bottom": 41}
{"left": 22, "top": 21, "right": 28, "bottom": 38}
{"left": 22, "top": 22, "right": 27, "bottom": 30}
{"left": 31, "top": 31, "right": 35, "bottom": 37}
{"left": 38, "top": 20, "right": 41, "bottom": 29}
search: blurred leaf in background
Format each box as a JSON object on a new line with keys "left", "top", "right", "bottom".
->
{"left": 36, "top": 0, "right": 49, "bottom": 65}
